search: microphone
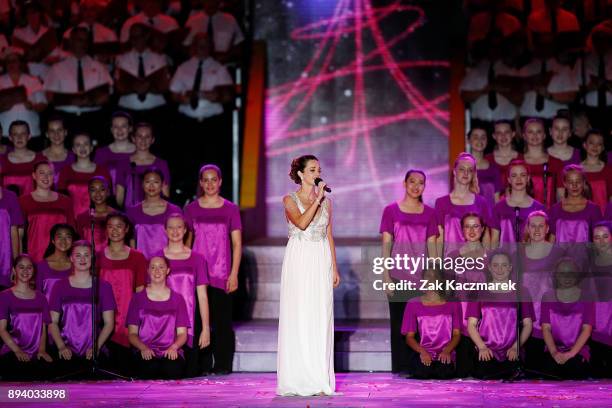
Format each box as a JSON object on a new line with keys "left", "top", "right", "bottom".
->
{"left": 90, "top": 200, "right": 96, "bottom": 218}
{"left": 314, "top": 178, "right": 331, "bottom": 193}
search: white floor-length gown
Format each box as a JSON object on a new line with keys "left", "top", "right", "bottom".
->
{"left": 276, "top": 193, "right": 335, "bottom": 396}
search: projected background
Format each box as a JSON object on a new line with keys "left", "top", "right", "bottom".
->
{"left": 254, "top": 0, "right": 451, "bottom": 237}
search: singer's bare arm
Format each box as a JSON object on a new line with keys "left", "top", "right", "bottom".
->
{"left": 283, "top": 184, "right": 326, "bottom": 231}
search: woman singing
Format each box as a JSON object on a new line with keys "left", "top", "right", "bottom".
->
{"left": 277, "top": 155, "right": 340, "bottom": 396}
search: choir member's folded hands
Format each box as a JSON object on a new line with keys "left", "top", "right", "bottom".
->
{"left": 477, "top": 346, "right": 493, "bottom": 361}
{"left": 506, "top": 343, "right": 518, "bottom": 361}
{"left": 164, "top": 345, "right": 179, "bottom": 361}
{"left": 58, "top": 346, "right": 73, "bottom": 360}
{"left": 37, "top": 351, "right": 53, "bottom": 363}
{"left": 199, "top": 326, "right": 211, "bottom": 349}
{"left": 419, "top": 349, "right": 432, "bottom": 366}
{"left": 140, "top": 347, "right": 156, "bottom": 361}
{"left": 15, "top": 350, "right": 31, "bottom": 362}
{"left": 438, "top": 349, "right": 452, "bottom": 365}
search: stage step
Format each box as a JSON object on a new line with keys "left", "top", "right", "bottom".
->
{"left": 233, "top": 319, "right": 391, "bottom": 372}
{"left": 240, "top": 239, "right": 388, "bottom": 320}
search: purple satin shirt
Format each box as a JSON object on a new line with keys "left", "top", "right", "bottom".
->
{"left": 126, "top": 290, "right": 190, "bottom": 358}
{"left": 401, "top": 300, "right": 461, "bottom": 361}
{"left": 434, "top": 195, "right": 492, "bottom": 257}
{"left": 93, "top": 147, "right": 131, "bottom": 190}
{"left": 0, "top": 289, "right": 51, "bottom": 358}
{"left": 477, "top": 164, "right": 503, "bottom": 209}
{"left": 49, "top": 278, "right": 116, "bottom": 357}
{"left": 35, "top": 260, "right": 72, "bottom": 301}
{"left": 379, "top": 202, "right": 437, "bottom": 282}
{"left": 549, "top": 201, "right": 602, "bottom": 243}
{"left": 467, "top": 291, "right": 535, "bottom": 361}
{"left": 491, "top": 199, "right": 545, "bottom": 244}
{"left": 126, "top": 202, "right": 182, "bottom": 260}
{"left": 540, "top": 291, "right": 596, "bottom": 361}
{"left": 164, "top": 252, "right": 208, "bottom": 347}
{"left": 184, "top": 199, "right": 242, "bottom": 290}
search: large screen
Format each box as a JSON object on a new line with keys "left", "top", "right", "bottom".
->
{"left": 255, "top": 0, "right": 451, "bottom": 237}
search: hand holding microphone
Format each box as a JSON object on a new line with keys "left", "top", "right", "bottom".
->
{"left": 314, "top": 177, "right": 332, "bottom": 193}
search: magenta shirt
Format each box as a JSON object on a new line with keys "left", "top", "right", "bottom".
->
{"left": 549, "top": 201, "right": 602, "bottom": 243}
{"left": 0, "top": 289, "right": 51, "bottom": 358}
{"left": 491, "top": 198, "right": 545, "bottom": 244}
{"left": 49, "top": 278, "right": 116, "bottom": 357}
{"left": 163, "top": 252, "right": 208, "bottom": 347}
{"left": 379, "top": 202, "right": 436, "bottom": 281}
{"left": 0, "top": 188, "right": 23, "bottom": 287}
{"left": 540, "top": 291, "right": 596, "bottom": 361}
{"left": 35, "top": 260, "right": 72, "bottom": 301}
{"left": 466, "top": 291, "right": 535, "bottom": 361}
{"left": 433, "top": 194, "right": 492, "bottom": 257}
{"left": 48, "top": 151, "right": 76, "bottom": 186}
{"left": 126, "top": 290, "right": 190, "bottom": 358}
{"left": 605, "top": 202, "right": 612, "bottom": 221}
{"left": 126, "top": 202, "right": 182, "bottom": 260}
{"left": 184, "top": 199, "right": 242, "bottom": 290}
{"left": 401, "top": 299, "right": 461, "bottom": 361}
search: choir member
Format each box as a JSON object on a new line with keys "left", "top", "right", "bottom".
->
{"left": 522, "top": 118, "right": 562, "bottom": 208}
{"left": 433, "top": 153, "right": 492, "bottom": 258}
{"left": 161, "top": 213, "right": 210, "bottom": 377}
{"left": 549, "top": 164, "right": 602, "bottom": 243}
{"left": 468, "top": 127, "right": 502, "bottom": 208}
{"left": 98, "top": 213, "right": 146, "bottom": 357}
{"left": 546, "top": 114, "right": 581, "bottom": 172}
{"left": 540, "top": 258, "right": 595, "bottom": 379}
{"left": 0, "top": 255, "right": 53, "bottom": 380}
{"left": 402, "top": 269, "right": 461, "bottom": 379}
{"left": 48, "top": 241, "right": 116, "bottom": 375}
{"left": 75, "top": 177, "right": 116, "bottom": 251}
{"left": 184, "top": 164, "right": 242, "bottom": 374}
{"left": 580, "top": 130, "right": 611, "bottom": 213}
{"left": 36, "top": 223, "right": 75, "bottom": 300}
{"left": 590, "top": 222, "right": 612, "bottom": 378}
{"left": 491, "top": 160, "right": 545, "bottom": 246}
{"left": 93, "top": 111, "right": 135, "bottom": 190}
{"left": 127, "top": 168, "right": 181, "bottom": 260}
{"left": 0, "top": 185, "right": 23, "bottom": 289}
{"left": 57, "top": 132, "right": 116, "bottom": 218}
{"left": 1, "top": 120, "right": 44, "bottom": 196}
{"left": 126, "top": 255, "right": 189, "bottom": 379}
{"left": 0, "top": 47, "right": 47, "bottom": 147}
{"left": 122, "top": 123, "right": 170, "bottom": 207}
{"left": 42, "top": 115, "right": 75, "bottom": 185}
{"left": 379, "top": 169, "right": 437, "bottom": 373}
{"left": 485, "top": 120, "right": 521, "bottom": 190}
{"left": 467, "top": 251, "right": 534, "bottom": 379}
{"left": 19, "top": 160, "right": 74, "bottom": 263}
{"left": 453, "top": 212, "right": 488, "bottom": 286}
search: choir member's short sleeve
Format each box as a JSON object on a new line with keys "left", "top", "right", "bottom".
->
{"left": 175, "top": 293, "right": 190, "bottom": 329}
{"left": 229, "top": 203, "right": 242, "bottom": 232}
{"left": 194, "top": 254, "right": 209, "bottom": 286}
{"left": 379, "top": 204, "right": 394, "bottom": 234}
{"left": 132, "top": 251, "right": 148, "bottom": 288}
{"left": 521, "top": 301, "right": 535, "bottom": 321}
{"left": 400, "top": 301, "right": 417, "bottom": 335}
{"left": 125, "top": 293, "right": 141, "bottom": 327}
{"left": 466, "top": 301, "right": 481, "bottom": 320}
{"left": 426, "top": 213, "right": 439, "bottom": 239}
{"left": 540, "top": 301, "right": 551, "bottom": 325}
{"left": 99, "top": 281, "right": 117, "bottom": 313}
{"left": 3, "top": 190, "right": 24, "bottom": 226}
{"left": 48, "top": 280, "right": 65, "bottom": 313}
{"left": 0, "top": 291, "right": 9, "bottom": 320}
{"left": 583, "top": 302, "right": 595, "bottom": 326}
{"left": 40, "top": 293, "right": 52, "bottom": 324}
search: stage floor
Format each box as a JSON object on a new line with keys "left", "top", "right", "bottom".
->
{"left": 3, "top": 373, "right": 611, "bottom": 407}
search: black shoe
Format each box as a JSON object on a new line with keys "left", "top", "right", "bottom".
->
{"left": 213, "top": 369, "right": 231, "bottom": 375}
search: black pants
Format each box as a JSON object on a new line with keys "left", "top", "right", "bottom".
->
{"left": 524, "top": 336, "right": 546, "bottom": 371}
{"left": 473, "top": 357, "right": 518, "bottom": 379}
{"left": 0, "top": 353, "right": 54, "bottom": 380}
{"left": 455, "top": 335, "right": 476, "bottom": 378}
{"left": 135, "top": 356, "right": 185, "bottom": 379}
{"left": 103, "top": 341, "right": 135, "bottom": 377}
{"left": 51, "top": 353, "right": 91, "bottom": 379}
{"left": 388, "top": 289, "right": 417, "bottom": 373}
{"left": 201, "top": 286, "right": 235, "bottom": 373}
{"left": 408, "top": 353, "right": 455, "bottom": 379}
{"left": 541, "top": 353, "right": 591, "bottom": 379}
{"left": 590, "top": 340, "right": 612, "bottom": 378}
